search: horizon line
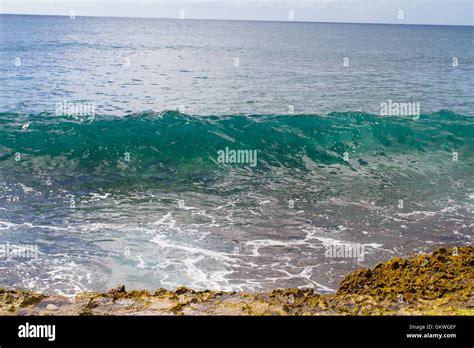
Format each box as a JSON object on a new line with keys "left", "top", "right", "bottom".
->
{"left": 1, "top": 12, "right": 473, "bottom": 27}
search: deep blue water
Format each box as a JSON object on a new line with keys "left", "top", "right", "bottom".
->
{"left": 1, "top": 14, "right": 473, "bottom": 115}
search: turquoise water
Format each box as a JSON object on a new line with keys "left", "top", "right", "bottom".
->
{"left": 0, "top": 15, "right": 473, "bottom": 295}
{"left": 1, "top": 110, "right": 473, "bottom": 186}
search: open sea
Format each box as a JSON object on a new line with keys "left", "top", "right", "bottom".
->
{"left": 0, "top": 14, "right": 473, "bottom": 295}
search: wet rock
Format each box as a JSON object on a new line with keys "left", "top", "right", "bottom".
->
{"left": 46, "top": 304, "right": 59, "bottom": 311}
{"left": 1, "top": 246, "right": 472, "bottom": 316}
{"left": 108, "top": 285, "right": 126, "bottom": 296}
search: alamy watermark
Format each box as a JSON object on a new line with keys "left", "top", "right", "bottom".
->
{"left": 55, "top": 100, "right": 96, "bottom": 122}
{"left": 325, "top": 243, "right": 365, "bottom": 261}
{"left": 216, "top": 147, "right": 258, "bottom": 167}
{"left": 0, "top": 243, "right": 39, "bottom": 260}
{"left": 380, "top": 99, "right": 420, "bottom": 119}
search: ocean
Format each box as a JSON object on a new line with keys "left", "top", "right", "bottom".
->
{"left": 0, "top": 14, "right": 473, "bottom": 295}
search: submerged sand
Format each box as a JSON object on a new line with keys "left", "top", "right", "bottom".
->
{"left": 1, "top": 246, "right": 472, "bottom": 315}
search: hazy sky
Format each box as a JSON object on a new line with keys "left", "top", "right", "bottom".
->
{"left": 0, "top": 0, "right": 473, "bottom": 25}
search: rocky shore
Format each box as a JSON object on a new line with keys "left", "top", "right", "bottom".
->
{"left": 1, "top": 246, "right": 472, "bottom": 315}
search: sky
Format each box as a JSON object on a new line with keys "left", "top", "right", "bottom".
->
{"left": 0, "top": 0, "right": 473, "bottom": 26}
